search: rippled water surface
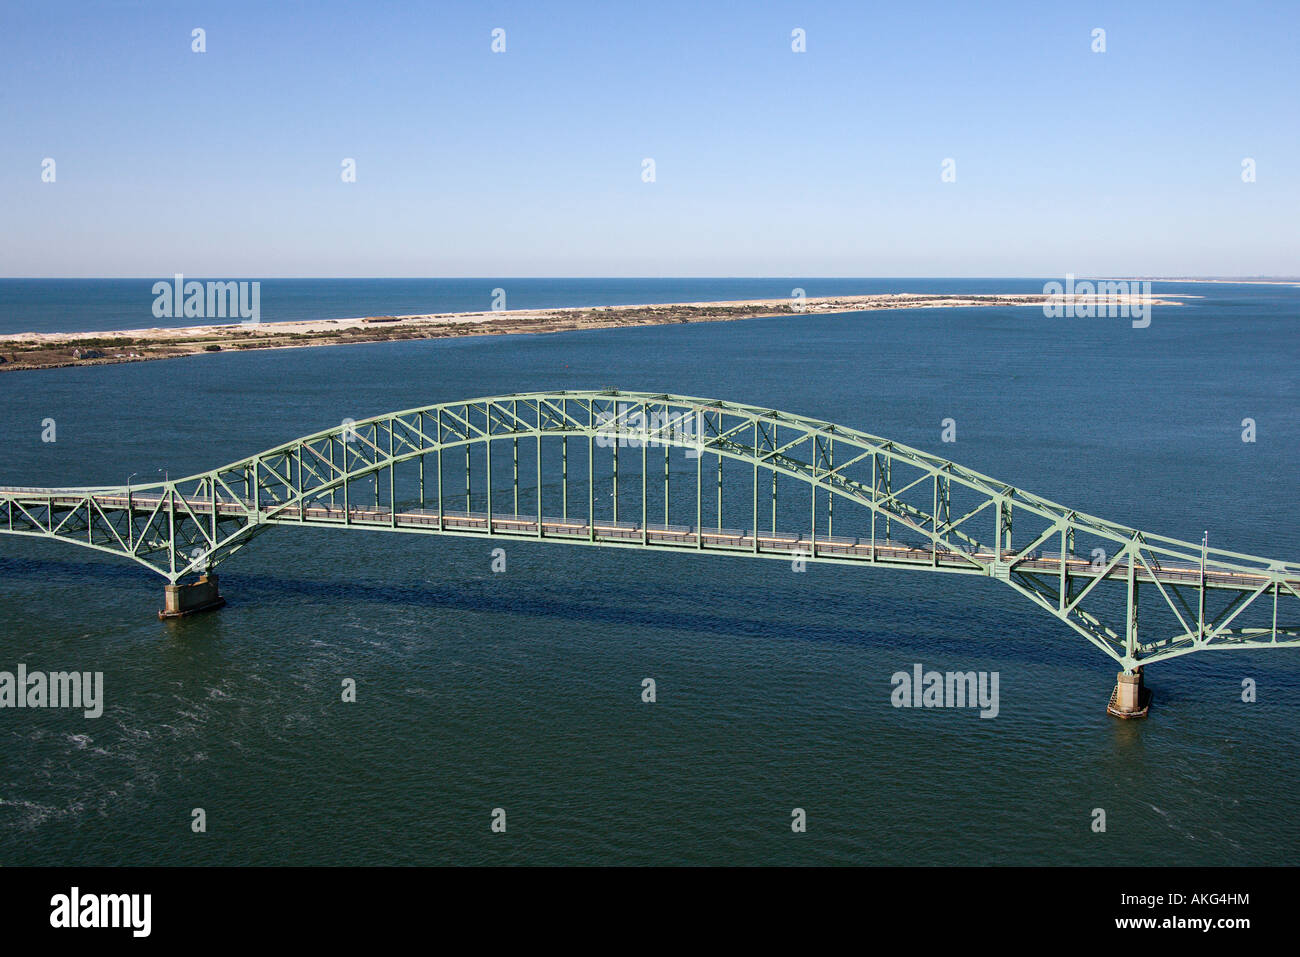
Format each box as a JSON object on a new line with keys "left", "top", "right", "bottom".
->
{"left": 1, "top": 280, "right": 1296, "bottom": 865}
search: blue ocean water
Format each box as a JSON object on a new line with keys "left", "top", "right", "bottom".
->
{"left": 0, "top": 279, "right": 1296, "bottom": 865}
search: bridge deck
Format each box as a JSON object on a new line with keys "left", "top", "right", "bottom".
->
{"left": 8, "top": 490, "right": 1283, "bottom": 591}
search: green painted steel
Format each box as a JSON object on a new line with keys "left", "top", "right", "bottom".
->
{"left": 2, "top": 389, "right": 1297, "bottom": 670}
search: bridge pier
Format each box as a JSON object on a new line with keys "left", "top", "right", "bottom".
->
{"left": 159, "top": 574, "right": 226, "bottom": 620}
{"left": 1107, "top": 667, "right": 1150, "bottom": 719}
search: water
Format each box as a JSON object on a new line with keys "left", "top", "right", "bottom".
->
{"left": 0, "top": 280, "right": 1296, "bottom": 865}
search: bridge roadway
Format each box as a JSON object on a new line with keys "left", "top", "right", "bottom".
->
{"left": 7, "top": 488, "right": 1284, "bottom": 592}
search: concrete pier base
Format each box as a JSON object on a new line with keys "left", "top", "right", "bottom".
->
{"left": 1107, "top": 668, "right": 1151, "bottom": 719}
{"left": 159, "top": 574, "right": 226, "bottom": 620}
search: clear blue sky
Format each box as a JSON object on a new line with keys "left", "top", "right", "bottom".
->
{"left": 2, "top": 0, "right": 1296, "bottom": 277}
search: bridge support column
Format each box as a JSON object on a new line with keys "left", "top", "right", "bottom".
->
{"left": 159, "top": 574, "right": 226, "bottom": 620}
{"left": 1107, "top": 667, "right": 1150, "bottom": 719}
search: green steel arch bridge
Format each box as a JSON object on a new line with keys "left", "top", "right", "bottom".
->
{"left": 3, "top": 389, "right": 1297, "bottom": 716}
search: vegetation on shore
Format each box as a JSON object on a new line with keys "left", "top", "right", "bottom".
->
{"left": 0, "top": 295, "right": 1052, "bottom": 372}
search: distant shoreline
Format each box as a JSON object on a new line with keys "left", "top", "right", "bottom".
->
{"left": 1102, "top": 277, "right": 1300, "bottom": 286}
{"left": 0, "top": 292, "right": 1188, "bottom": 373}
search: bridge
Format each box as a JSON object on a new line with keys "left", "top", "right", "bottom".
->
{"left": 3, "top": 389, "right": 1297, "bottom": 716}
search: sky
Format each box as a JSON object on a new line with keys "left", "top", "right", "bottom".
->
{"left": 1, "top": 0, "right": 1297, "bottom": 277}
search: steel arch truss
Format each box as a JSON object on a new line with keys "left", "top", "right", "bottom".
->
{"left": 3, "top": 390, "right": 1297, "bottom": 669}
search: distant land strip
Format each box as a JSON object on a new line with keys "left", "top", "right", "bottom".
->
{"left": 1103, "top": 277, "right": 1300, "bottom": 286}
{"left": 0, "top": 292, "right": 1188, "bottom": 373}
